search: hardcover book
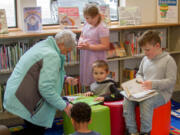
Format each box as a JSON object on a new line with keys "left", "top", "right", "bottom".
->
{"left": 0, "top": 9, "right": 8, "bottom": 34}
{"left": 121, "top": 78, "right": 158, "bottom": 102}
{"left": 99, "top": 5, "right": 111, "bottom": 26}
{"left": 23, "top": 7, "right": 42, "bottom": 32}
{"left": 58, "top": 7, "right": 81, "bottom": 29}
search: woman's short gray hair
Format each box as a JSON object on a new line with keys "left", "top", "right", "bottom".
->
{"left": 55, "top": 30, "right": 77, "bottom": 48}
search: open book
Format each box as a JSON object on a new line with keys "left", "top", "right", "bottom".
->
{"left": 64, "top": 95, "right": 102, "bottom": 106}
{"left": 121, "top": 78, "right": 158, "bottom": 102}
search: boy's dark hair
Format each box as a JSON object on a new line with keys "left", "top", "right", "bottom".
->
{"left": 71, "top": 102, "right": 91, "bottom": 123}
{"left": 92, "top": 60, "right": 109, "bottom": 72}
{"left": 138, "top": 30, "right": 161, "bottom": 47}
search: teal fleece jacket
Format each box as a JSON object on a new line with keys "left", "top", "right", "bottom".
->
{"left": 3, "top": 36, "right": 67, "bottom": 128}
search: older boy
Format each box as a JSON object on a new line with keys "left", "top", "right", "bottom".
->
{"left": 123, "top": 30, "right": 177, "bottom": 135}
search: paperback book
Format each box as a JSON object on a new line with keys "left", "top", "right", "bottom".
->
{"left": 99, "top": 5, "right": 111, "bottom": 26}
{"left": 121, "top": 78, "right": 158, "bottom": 102}
{"left": 65, "top": 95, "right": 102, "bottom": 106}
{"left": 58, "top": 7, "right": 81, "bottom": 29}
{"left": 0, "top": 9, "right": 8, "bottom": 34}
{"left": 23, "top": 7, "right": 42, "bottom": 32}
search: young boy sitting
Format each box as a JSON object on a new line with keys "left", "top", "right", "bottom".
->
{"left": 123, "top": 30, "right": 177, "bottom": 135}
{"left": 84, "top": 60, "right": 123, "bottom": 102}
{"left": 71, "top": 102, "right": 100, "bottom": 135}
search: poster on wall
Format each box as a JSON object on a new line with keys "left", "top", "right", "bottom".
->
{"left": 157, "top": 0, "right": 178, "bottom": 23}
{"left": 23, "top": 7, "right": 42, "bottom": 32}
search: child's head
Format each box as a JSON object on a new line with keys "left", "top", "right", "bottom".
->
{"left": 138, "top": 30, "right": 162, "bottom": 59}
{"left": 83, "top": 4, "right": 101, "bottom": 26}
{"left": 92, "top": 60, "right": 109, "bottom": 82}
{"left": 71, "top": 102, "right": 91, "bottom": 130}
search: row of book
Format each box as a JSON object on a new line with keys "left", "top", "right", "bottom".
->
{"left": 0, "top": 42, "right": 31, "bottom": 71}
{"left": 107, "top": 28, "right": 167, "bottom": 59}
{"left": 123, "top": 68, "right": 138, "bottom": 81}
{"left": 122, "top": 28, "right": 167, "bottom": 57}
{"left": 0, "top": 39, "right": 80, "bottom": 72}
{"left": 0, "top": 5, "right": 110, "bottom": 34}
{"left": 62, "top": 77, "right": 87, "bottom": 96}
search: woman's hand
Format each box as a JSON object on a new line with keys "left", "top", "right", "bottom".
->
{"left": 84, "top": 91, "right": 93, "bottom": 96}
{"left": 64, "top": 103, "right": 72, "bottom": 117}
{"left": 65, "top": 77, "right": 78, "bottom": 86}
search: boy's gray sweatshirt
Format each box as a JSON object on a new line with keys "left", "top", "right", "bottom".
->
{"left": 136, "top": 51, "right": 177, "bottom": 103}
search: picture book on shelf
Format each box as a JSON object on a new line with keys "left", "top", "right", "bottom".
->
{"left": 58, "top": 7, "right": 81, "bottom": 29}
{"left": 118, "top": 6, "right": 141, "bottom": 26}
{"left": 157, "top": 0, "right": 178, "bottom": 23}
{"left": 99, "top": 5, "right": 111, "bottom": 26}
{"left": 0, "top": 9, "right": 8, "bottom": 34}
{"left": 121, "top": 78, "right": 158, "bottom": 102}
{"left": 23, "top": 7, "right": 42, "bottom": 32}
{"left": 107, "top": 42, "right": 126, "bottom": 59}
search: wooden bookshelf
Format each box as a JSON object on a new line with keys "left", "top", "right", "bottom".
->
{"left": 1, "top": 23, "right": 180, "bottom": 39}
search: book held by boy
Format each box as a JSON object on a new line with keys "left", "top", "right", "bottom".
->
{"left": 23, "top": 7, "right": 42, "bottom": 32}
{"left": 58, "top": 7, "right": 81, "bottom": 29}
{"left": 0, "top": 9, "right": 8, "bottom": 34}
{"left": 121, "top": 78, "right": 158, "bottom": 102}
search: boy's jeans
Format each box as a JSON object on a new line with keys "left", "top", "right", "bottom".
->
{"left": 123, "top": 94, "right": 165, "bottom": 133}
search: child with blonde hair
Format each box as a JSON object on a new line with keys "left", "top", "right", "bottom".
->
{"left": 78, "top": 4, "right": 110, "bottom": 88}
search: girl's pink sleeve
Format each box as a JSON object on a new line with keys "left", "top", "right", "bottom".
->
{"left": 98, "top": 24, "right": 109, "bottom": 38}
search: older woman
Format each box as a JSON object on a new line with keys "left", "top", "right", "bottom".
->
{"left": 3, "top": 30, "right": 77, "bottom": 135}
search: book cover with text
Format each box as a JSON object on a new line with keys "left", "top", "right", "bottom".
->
{"left": 23, "top": 7, "right": 42, "bottom": 32}
{"left": 58, "top": 7, "right": 81, "bottom": 29}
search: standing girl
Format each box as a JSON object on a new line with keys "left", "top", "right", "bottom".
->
{"left": 77, "top": 4, "right": 110, "bottom": 87}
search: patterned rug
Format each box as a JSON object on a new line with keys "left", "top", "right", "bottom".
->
{"left": 170, "top": 100, "right": 180, "bottom": 135}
